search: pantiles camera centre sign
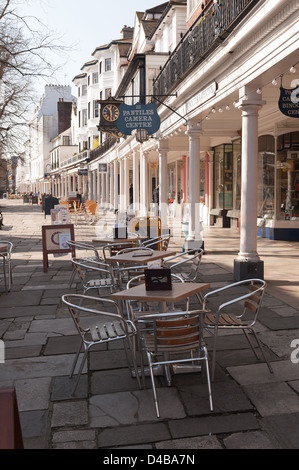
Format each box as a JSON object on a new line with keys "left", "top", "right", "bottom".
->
{"left": 279, "top": 86, "right": 299, "bottom": 118}
{"left": 117, "top": 103, "right": 161, "bottom": 136}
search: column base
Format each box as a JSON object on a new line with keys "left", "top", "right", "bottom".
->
{"left": 234, "top": 259, "right": 264, "bottom": 281}
{"left": 183, "top": 239, "right": 204, "bottom": 254}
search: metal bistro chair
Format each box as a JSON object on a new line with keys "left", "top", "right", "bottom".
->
{"left": 67, "top": 240, "right": 104, "bottom": 287}
{"left": 203, "top": 278, "right": 274, "bottom": 381}
{"left": 114, "top": 247, "right": 154, "bottom": 290}
{"left": 137, "top": 310, "right": 213, "bottom": 418}
{"left": 102, "top": 242, "right": 136, "bottom": 262}
{"left": 0, "top": 241, "right": 13, "bottom": 292}
{"left": 162, "top": 249, "right": 204, "bottom": 303}
{"left": 142, "top": 234, "right": 170, "bottom": 251}
{"left": 62, "top": 294, "right": 141, "bottom": 394}
{"left": 71, "top": 258, "right": 116, "bottom": 296}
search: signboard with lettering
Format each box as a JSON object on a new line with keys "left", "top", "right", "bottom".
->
{"left": 99, "top": 163, "right": 108, "bottom": 173}
{"left": 279, "top": 87, "right": 299, "bottom": 118}
{"left": 42, "top": 224, "right": 75, "bottom": 272}
{"left": 117, "top": 103, "right": 160, "bottom": 136}
{"left": 78, "top": 168, "right": 88, "bottom": 176}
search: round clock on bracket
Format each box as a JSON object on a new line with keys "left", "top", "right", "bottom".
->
{"left": 102, "top": 104, "right": 120, "bottom": 122}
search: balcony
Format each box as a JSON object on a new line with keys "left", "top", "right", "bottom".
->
{"left": 153, "top": 0, "right": 260, "bottom": 101}
{"left": 89, "top": 137, "right": 118, "bottom": 162}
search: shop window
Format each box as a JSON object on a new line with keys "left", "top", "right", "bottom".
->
{"left": 214, "top": 144, "right": 233, "bottom": 210}
{"left": 258, "top": 135, "right": 275, "bottom": 219}
{"left": 233, "top": 139, "right": 241, "bottom": 210}
{"left": 277, "top": 145, "right": 299, "bottom": 220}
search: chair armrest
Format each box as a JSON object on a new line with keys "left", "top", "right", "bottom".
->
{"left": 203, "top": 279, "right": 264, "bottom": 301}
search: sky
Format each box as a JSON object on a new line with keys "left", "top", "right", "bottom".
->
{"left": 17, "top": 0, "right": 165, "bottom": 96}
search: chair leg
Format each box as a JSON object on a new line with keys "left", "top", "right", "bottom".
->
{"left": 70, "top": 340, "right": 84, "bottom": 378}
{"left": 251, "top": 329, "right": 274, "bottom": 374}
{"left": 147, "top": 351, "right": 160, "bottom": 418}
{"left": 123, "top": 337, "right": 141, "bottom": 389}
{"left": 72, "top": 348, "right": 89, "bottom": 395}
{"left": 203, "top": 346, "right": 214, "bottom": 412}
{"left": 211, "top": 323, "right": 219, "bottom": 381}
{"left": 243, "top": 329, "right": 260, "bottom": 360}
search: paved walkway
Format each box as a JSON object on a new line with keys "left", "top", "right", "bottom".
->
{"left": 0, "top": 199, "right": 299, "bottom": 450}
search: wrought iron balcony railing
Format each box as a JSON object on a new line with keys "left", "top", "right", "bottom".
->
{"left": 89, "top": 137, "right": 118, "bottom": 162}
{"left": 153, "top": 0, "right": 260, "bottom": 101}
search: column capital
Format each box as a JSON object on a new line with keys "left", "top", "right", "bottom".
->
{"left": 186, "top": 120, "right": 202, "bottom": 138}
{"left": 158, "top": 138, "right": 169, "bottom": 156}
{"left": 236, "top": 88, "right": 266, "bottom": 111}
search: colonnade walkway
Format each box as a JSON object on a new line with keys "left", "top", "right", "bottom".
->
{"left": 0, "top": 198, "right": 299, "bottom": 449}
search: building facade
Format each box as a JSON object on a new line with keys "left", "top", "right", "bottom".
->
{"left": 23, "top": 0, "right": 299, "bottom": 271}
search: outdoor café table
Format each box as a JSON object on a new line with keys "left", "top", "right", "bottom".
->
{"left": 105, "top": 249, "right": 177, "bottom": 266}
{"left": 110, "top": 281, "right": 210, "bottom": 313}
{"left": 111, "top": 282, "right": 210, "bottom": 377}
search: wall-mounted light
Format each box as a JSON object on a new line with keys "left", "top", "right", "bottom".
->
{"left": 136, "top": 129, "right": 149, "bottom": 143}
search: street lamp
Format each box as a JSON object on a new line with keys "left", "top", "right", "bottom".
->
{"left": 136, "top": 129, "right": 149, "bottom": 143}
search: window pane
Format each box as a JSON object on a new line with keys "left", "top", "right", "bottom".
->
{"left": 105, "top": 58, "right": 112, "bottom": 71}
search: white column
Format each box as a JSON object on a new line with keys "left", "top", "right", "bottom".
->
{"left": 67, "top": 175, "right": 72, "bottom": 198}
{"left": 97, "top": 166, "right": 101, "bottom": 205}
{"left": 77, "top": 174, "right": 82, "bottom": 197}
{"left": 124, "top": 157, "right": 130, "bottom": 210}
{"left": 105, "top": 170, "right": 109, "bottom": 210}
{"left": 101, "top": 173, "right": 105, "bottom": 207}
{"left": 64, "top": 176, "right": 68, "bottom": 199}
{"left": 88, "top": 170, "right": 92, "bottom": 200}
{"left": 119, "top": 159, "right": 124, "bottom": 211}
{"left": 133, "top": 149, "right": 140, "bottom": 214}
{"left": 92, "top": 171, "right": 96, "bottom": 202}
{"left": 158, "top": 139, "right": 168, "bottom": 230}
{"left": 114, "top": 160, "right": 118, "bottom": 211}
{"left": 110, "top": 164, "right": 114, "bottom": 211}
{"left": 140, "top": 146, "right": 148, "bottom": 216}
{"left": 237, "top": 88, "right": 266, "bottom": 263}
{"left": 82, "top": 174, "right": 86, "bottom": 201}
{"left": 186, "top": 120, "right": 201, "bottom": 241}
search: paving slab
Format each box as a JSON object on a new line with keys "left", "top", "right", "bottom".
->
{"left": 156, "top": 435, "right": 223, "bottom": 449}
{"left": 51, "top": 400, "right": 88, "bottom": 427}
{"left": 52, "top": 430, "right": 96, "bottom": 449}
{"left": 168, "top": 413, "right": 260, "bottom": 439}
{"left": 89, "top": 388, "right": 186, "bottom": 428}
{"left": 0, "top": 305, "right": 57, "bottom": 319}
{"left": 20, "top": 410, "right": 50, "bottom": 439}
{"left": 15, "top": 377, "right": 52, "bottom": 411}
{"left": 179, "top": 381, "right": 254, "bottom": 415}
{"left": 243, "top": 382, "right": 299, "bottom": 416}
{"left": 262, "top": 413, "right": 299, "bottom": 449}
{"left": 227, "top": 359, "right": 299, "bottom": 385}
{"left": 0, "top": 354, "right": 79, "bottom": 381}
{"left": 28, "top": 318, "right": 77, "bottom": 336}
{"left": 223, "top": 430, "right": 277, "bottom": 449}
{"left": 51, "top": 375, "right": 88, "bottom": 401}
{"left": 97, "top": 422, "right": 171, "bottom": 448}
{"left": 0, "top": 291, "right": 42, "bottom": 307}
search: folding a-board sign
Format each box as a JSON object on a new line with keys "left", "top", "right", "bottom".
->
{"left": 0, "top": 388, "right": 24, "bottom": 449}
{"left": 42, "top": 224, "right": 75, "bottom": 272}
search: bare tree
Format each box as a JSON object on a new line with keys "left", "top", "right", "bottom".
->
{"left": 0, "top": 0, "right": 68, "bottom": 162}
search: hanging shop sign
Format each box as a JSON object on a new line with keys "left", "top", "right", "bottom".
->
{"left": 116, "top": 102, "right": 161, "bottom": 136}
{"left": 279, "top": 87, "right": 299, "bottom": 118}
{"left": 78, "top": 168, "right": 88, "bottom": 176}
{"left": 98, "top": 163, "right": 108, "bottom": 173}
{"left": 97, "top": 97, "right": 124, "bottom": 137}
